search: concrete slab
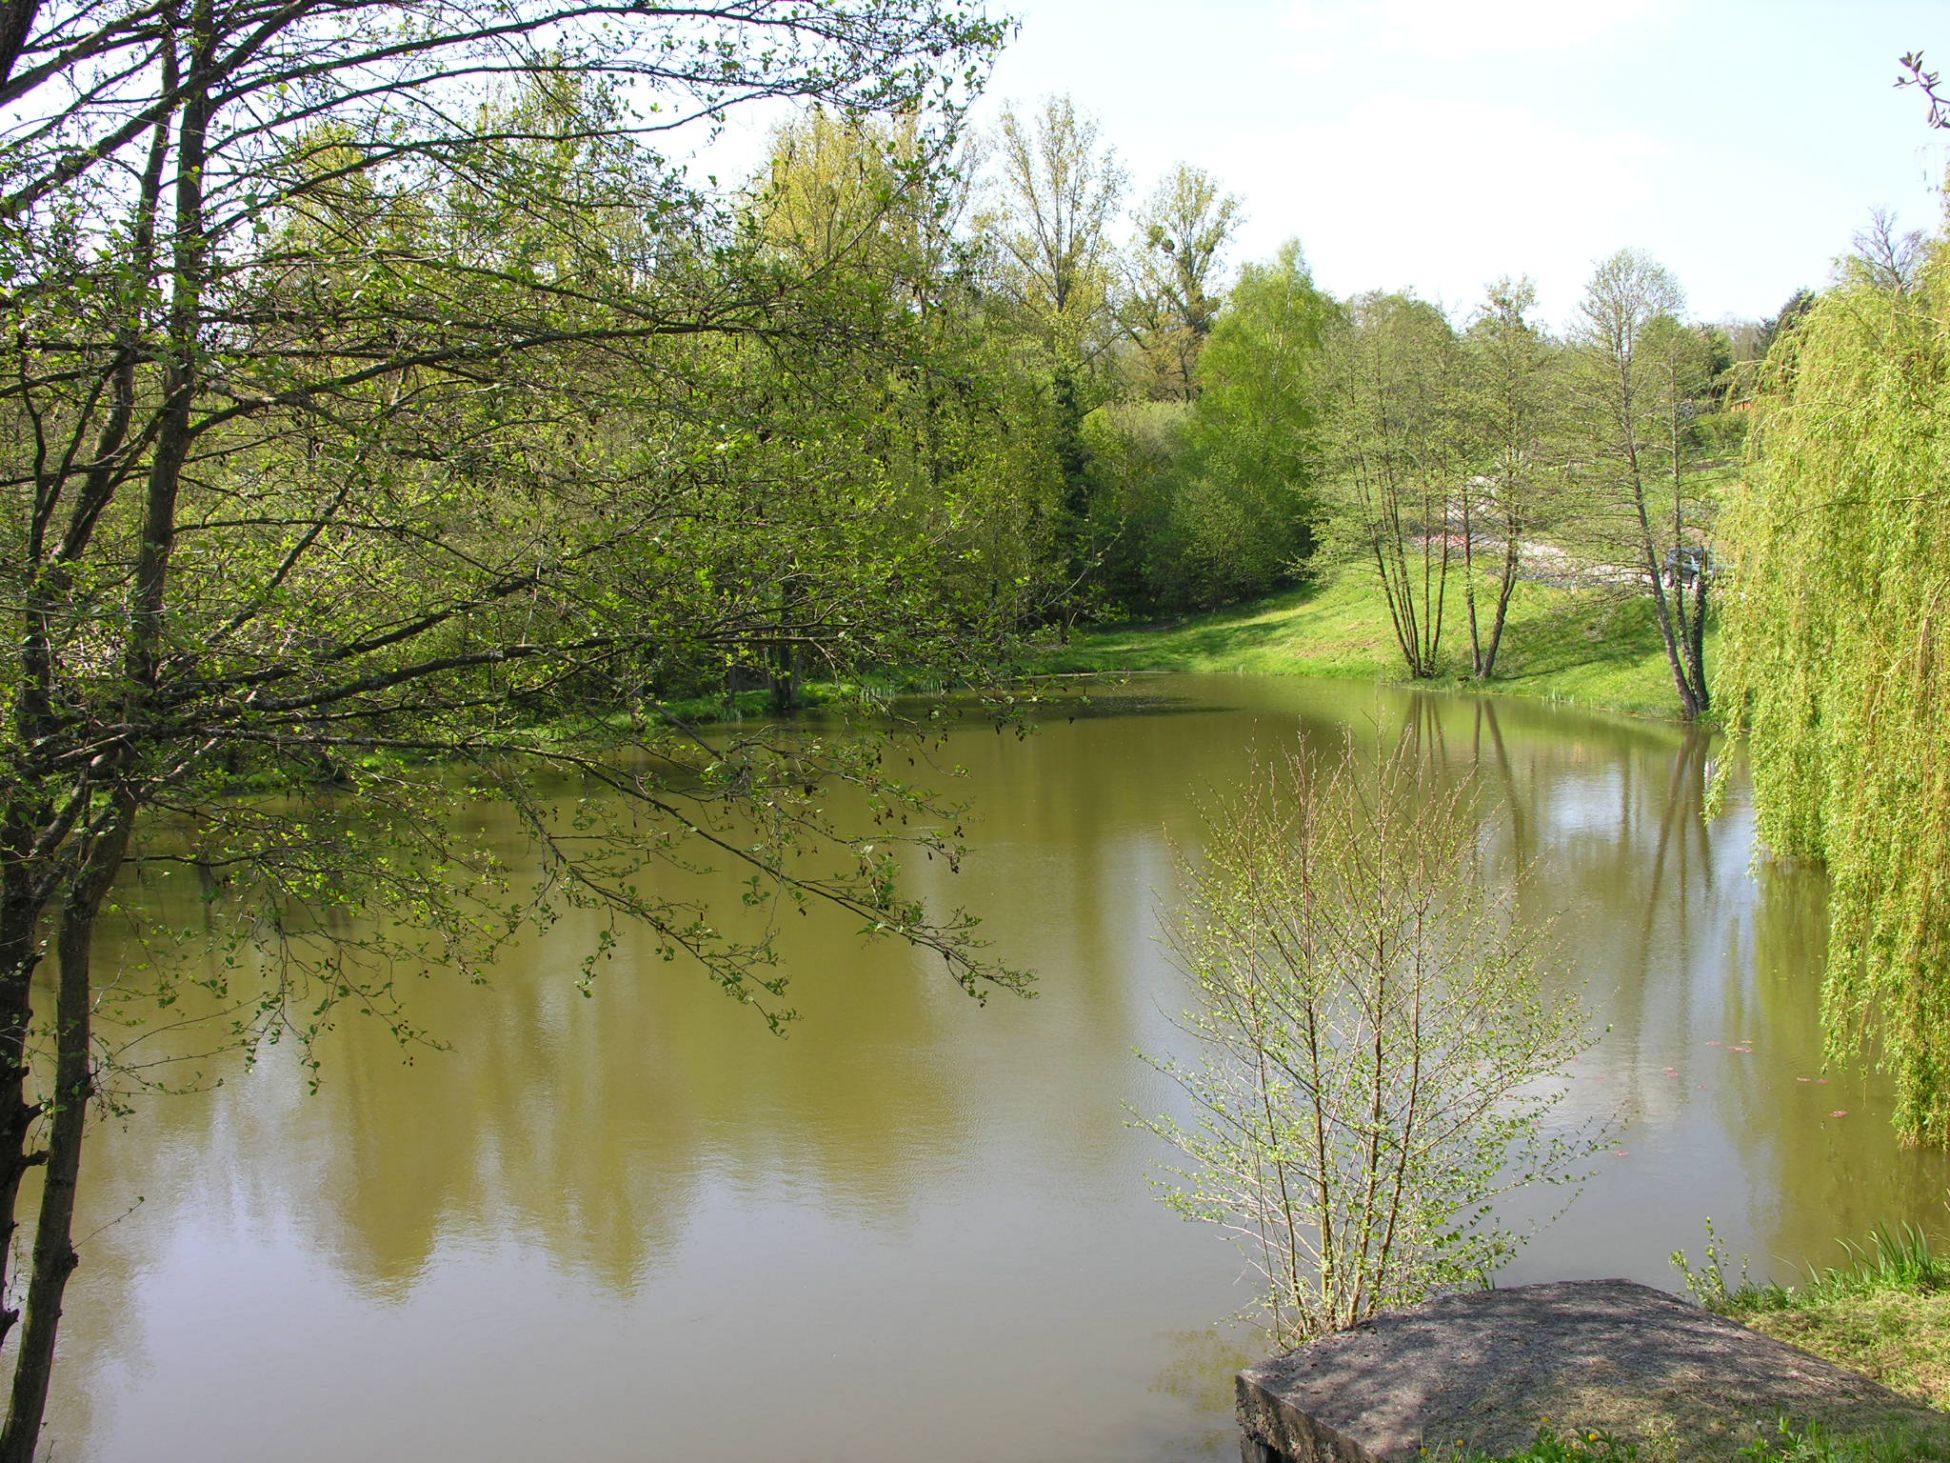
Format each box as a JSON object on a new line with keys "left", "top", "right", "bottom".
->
{"left": 1237, "top": 1280, "right": 1947, "bottom": 1462}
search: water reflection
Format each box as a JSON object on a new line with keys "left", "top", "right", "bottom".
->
{"left": 35, "top": 675, "right": 1950, "bottom": 1462}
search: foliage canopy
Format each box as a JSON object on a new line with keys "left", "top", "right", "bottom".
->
{"left": 1716, "top": 245, "right": 1950, "bottom": 1145}
{"left": 0, "top": 2, "right": 1021, "bottom": 1453}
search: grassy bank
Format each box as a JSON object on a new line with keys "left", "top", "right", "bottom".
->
{"left": 1032, "top": 564, "right": 1713, "bottom": 722}
{"left": 1692, "top": 1224, "right": 1950, "bottom": 1415}
{"left": 1456, "top": 1418, "right": 1950, "bottom": 1462}
{"left": 1528, "top": 1223, "right": 1950, "bottom": 1462}
{"left": 1734, "top": 1291, "right": 1950, "bottom": 1419}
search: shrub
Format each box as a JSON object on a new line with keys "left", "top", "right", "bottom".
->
{"left": 1140, "top": 733, "right": 1599, "bottom": 1344}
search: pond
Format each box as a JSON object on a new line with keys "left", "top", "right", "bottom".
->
{"left": 43, "top": 675, "right": 1950, "bottom": 1461}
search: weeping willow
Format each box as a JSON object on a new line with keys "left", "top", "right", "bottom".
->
{"left": 1716, "top": 251, "right": 1950, "bottom": 1144}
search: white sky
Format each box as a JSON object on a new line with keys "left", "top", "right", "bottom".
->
{"left": 694, "top": 2, "right": 1950, "bottom": 331}
{"left": 972, "top": 0, "right": 1950, "bottom": 328}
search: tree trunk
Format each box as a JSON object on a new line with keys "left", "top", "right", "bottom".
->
{"left": 0, "top": 803, "right": 130, "bottom": 1463}
{"left": 0, "top": 873, "right": 46, "bottom": 1357}
{"left": 770, "top": 567, "right": 801, "bottom": 716}
{"left": 1630, "top": 476, "right": 1700, "bottom": 720}
{"left": 1424, "top": 485, "right": 1449, "bottom": 678}
{"left": 1686, "top": 571, "right": 1710, "bottom": 713}
{"left": 0, "top": 2, "right": 38, "bottom": 92}
{"left": 1480, "top": 520, "right": 1521, "bottom": 680}
{"left": 0, "top": 12, "right": 212, "bottom": 1455}
{"left": 1462, "top": 485, "right": 1482, "bottom": 676}
{"left": 1051, "top": 360, "right": 1091, "bottom": 617}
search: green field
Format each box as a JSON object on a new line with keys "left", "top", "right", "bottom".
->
{"left": 1030, "top": 563, "right": 1713, "bottom": 722}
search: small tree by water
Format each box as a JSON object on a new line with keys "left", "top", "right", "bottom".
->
{"left": 1140, "top": 735, "right": 1598, "bottom": 1346}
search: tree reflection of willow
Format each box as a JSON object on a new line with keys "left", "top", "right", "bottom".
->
{"left": 1746, "top": 858, "right": 1950, "bottom": 1273}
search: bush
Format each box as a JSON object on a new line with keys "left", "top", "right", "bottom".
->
{"left": 1139, "top": 733, "right": 1599, "bottom": 1344}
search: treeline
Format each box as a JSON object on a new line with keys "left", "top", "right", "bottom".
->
{"left": 1088, "top": 249, "right": 1746, "bottom": 704}
{"left": 741, "top": 96, "right": 1802, "bottom": 725}
{"left": 119, "top": 79, "right": 1795, "bottom": 729}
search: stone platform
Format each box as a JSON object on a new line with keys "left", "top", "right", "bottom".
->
{"left": 1237, "top": 1280, "right": 1946, "bottom": 1462}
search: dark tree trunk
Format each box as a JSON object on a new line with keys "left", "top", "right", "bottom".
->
{"left": 770, "top": 568, "right": 801, "bottom": 716}
{"left": 0, "top": 906, "right": 93, "bottom": 1463}
{"left": 0, "top": 11, "right": 211, "bottom": 1454}
{"left": 1480, "top": 523, "right": 1521, "bottom": 681}
{"left": 0, "top": 802, "right": 130, "bottom": 1463}
{"left": 1051, "top": 361, "right": 1091, "bottom": 618}
{"left": 1462, "top": 487, "right": 1482, "bottom": 676}
{"left": 0, "top": 873, "right": 46, "bottom": 1357}
{"left": 1686, "top": 571, "right": 1710, "bottom": 714}
{"left": 1631, "top": 480, "right": 1700, "bottom": 720}
{"left": 0, "top": 2, "right": 37, "bottom": 92}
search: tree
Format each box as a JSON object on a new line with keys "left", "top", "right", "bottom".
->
{"left": 1140, "top": 734, "right": 1594, "bottom": 1345}
{"left": 1172, "top": 241, "right": 1333, "bottom": 604}
{"left": 1324, "top": 291, "right": 1466, "bottom": 679}
{"left": 1849, "top": 206, "right": 1927, "bottom": 295}
{"left": 1756, "top": 288, "right": 1816, "bottom": 360}
{"left": 1715, "top": 244, "right": 1950, "bottom": 1145}
{"left": 1568, "top": 250, "right": 1712, "bottom": 719}
{"left": 0, "top": 4, "right": 1014, "bottom": 1455}
{"left": 1086, "top": 241, "right": 1331, "bottom": 613}
{"left": 748, "top": 110, "right": 1061, "bottom": 695}
{"left": 991, "top": 94, "right": 1127, "bottom": 361}
{"left": 1122, "top": 162, "right": 1242, "bottom": 402}
{"left": 989, "top": 93, "right": 1127, "bottom": 619}
{"left": 1646, "top": 314, "right": 1718, "bottom": 707}
{"left": 1459, "top": 277, "right": 1558, "bottom": 680}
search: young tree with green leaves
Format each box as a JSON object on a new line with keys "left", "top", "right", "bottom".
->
{"left": 1569, "top": 250, "right": 1713, "bottom": 719}
{"left": 1086, "top": 241, "right": 1330, "bottom": 612}
{"left": 749, "top": 110, "right": 1062, "bottom": 696}
{"left": 1141, "top": 735, "right": 1595, "bottom": 1345}
{"left": 1122, "top": 162, "right": 1242, "bottom": 402}
{"left": 990, "top": 94, "right": 1128, "bottom": 363}
{"left": 1324, "top": 292, "right": 1467, "bottom": 678}
{"left": 1459, "top": 277, "right": 1558, "bottom": 680}
{"left": 1172, "top": 241, "right": 1333, "bottom": 604}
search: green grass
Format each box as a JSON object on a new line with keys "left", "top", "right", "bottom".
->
{"left": 1447, "top": 1424, "right": 1645, "bottom": 1460}
{"left": 1676, "top": 1222, "right": 1950, "bottom": 1414}
{"left": 1029, "top": 563, "right": 1713, "bottom": 722}
{"left": 1440, "top": 1418, "right": 1950, "bottom": 1462}
{"left": 1732, "top": 1418, "right": 1950, "bottom": 1462}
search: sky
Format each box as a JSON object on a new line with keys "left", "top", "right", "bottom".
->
{"left": 965, "top": 0, "right": 1950, "bottom": 328}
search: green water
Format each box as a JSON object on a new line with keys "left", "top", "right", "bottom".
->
{"left": 38, "top": 676, "right": 1950, "bottom": 1460}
